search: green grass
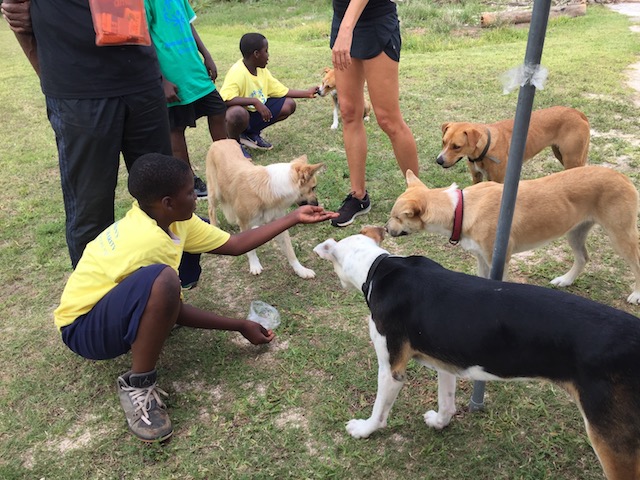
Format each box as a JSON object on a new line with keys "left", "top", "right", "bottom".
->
{"left": 1, "top": 1, "right": 640, "bottom": 478}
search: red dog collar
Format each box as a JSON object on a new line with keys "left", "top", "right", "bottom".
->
{"left": 449, "top": 189, "right": 463, "bottom": 245}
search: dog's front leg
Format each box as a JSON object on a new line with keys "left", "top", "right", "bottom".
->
{"left": 423, "top": 371, "right": 457, "bottom": 430}
{"left": 331, "top": 94, "right": 339, "bottom": 130}
{"left": 273, "top": 231, "right": 315, "bottom": 279}
{"left": 346, "top": 316, "right": 404, "bottom": 439}
{"left": 245, "top": 249, "right": 264, "bottom": 275}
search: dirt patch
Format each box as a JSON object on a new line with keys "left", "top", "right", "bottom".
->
{"left": 608, "top": 3, "right": 640, "bottom": 104}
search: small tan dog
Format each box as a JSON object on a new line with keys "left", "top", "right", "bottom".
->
{"left": 318, "top": 67, "right": 371, "bottom": 130}
{"left": 437, "top": 106, "right": 590, "bottom": 184}
{"left": 386, "top": 166, "right": 640, "bottom": 304}
{"left": 206, "top": 139, "right": 324, "bottom": 278}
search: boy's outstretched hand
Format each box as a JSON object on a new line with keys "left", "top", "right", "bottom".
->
{"left": 293, "top": 205, "right": 339, "bottom": 224}
{"left": 241, "top": 320, "right": 275, "bottom": 345}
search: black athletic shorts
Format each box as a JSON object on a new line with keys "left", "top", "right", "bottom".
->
{"left": 330, "top": 11, "right": 401, "bottom": 62}
{"left": 168, "top": 89, "right": 227, "bottom": 129}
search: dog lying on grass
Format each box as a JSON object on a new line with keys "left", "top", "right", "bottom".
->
{"left": 437, "top": 106, "right": 590, "bottom": 184}
{"left": 206, "top": 139, "right": 324, "bottom": 278}
{"left": 386, "top": 166, "right": 640, "bottom": 305}
{"left": 314, "top": 226, "right": 640, "bottom": 480}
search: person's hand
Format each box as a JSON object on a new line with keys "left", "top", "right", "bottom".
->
{"left": 204, "top": 57, "right": 218, "bottom": 82}
{"left": 162, "top": 78, "right": 180, "bottom": 103}
{"left": 332, "top": 28, "right": 353, "bottom": 71}
{"left": 241, "top": 320, "right": 275, "bottom": 345}
{"left": 293, "top": 205, "right": 339, "bottom": 224}
{"left": 306, "top": 86, "right": 320, "bottom": 98}
{"left": 256, "top": 102, "right": 273, "bottom": 122}
{"left": 1, "top": 0, "right": 32, "bottom": 34}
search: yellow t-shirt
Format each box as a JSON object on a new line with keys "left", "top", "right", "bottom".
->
{"left": 219, "top": 59, "right": 289, "bottom": 112}
{"left": 53, "top": 202, "right": 230, "bottom": 330}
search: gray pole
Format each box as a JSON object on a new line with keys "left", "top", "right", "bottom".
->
{"left": 468, "top": 0, "right": 552, "bottom": 412}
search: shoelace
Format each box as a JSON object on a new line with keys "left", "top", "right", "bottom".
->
{"left": 122, "top": 383, "right": 169, "bottom": 426}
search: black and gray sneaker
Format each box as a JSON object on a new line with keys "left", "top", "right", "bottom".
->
{"left": 193, "top": 175, "right": 207, "bottom": 198}
{"left": 331, "top": 191, "right": 371, "bottom": 227}
{"left": 117, "top": 370, "right": 173, "bottom": 443}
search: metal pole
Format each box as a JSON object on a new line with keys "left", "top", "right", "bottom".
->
{"left": 469, "top": 0, "right": 552, "bottom": 412}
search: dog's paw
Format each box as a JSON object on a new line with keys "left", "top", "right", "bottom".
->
{"left": 330, "top": 123, "right": 339, "bottom": 130}
{"left": 346, "top": 419, "right": 379, "bottom": 439}
{"left": 550, "top": 274, "right": 574, "bottom": 287}
{"left": 627, "top": 291, "right": 640, "bottom": 304}
{"left": 423, "top": 410, "right": 451, "bottom": 430}
{"left": 294, "top": 266, "right": 316, "bottom": 279}
{"left": 249, "top": 264, "right": 264, "bottom": 275}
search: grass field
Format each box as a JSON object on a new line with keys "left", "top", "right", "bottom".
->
{"left": 1, "top": 1, "right": 640, "bottom": 478}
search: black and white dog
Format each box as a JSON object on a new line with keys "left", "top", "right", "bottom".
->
{"left": 313, "top": 226, "right": 640, "bottom": 480}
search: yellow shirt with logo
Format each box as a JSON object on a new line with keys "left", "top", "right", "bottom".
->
{"left": 219, "top": 59, "right": 289, "bottom": 112}
{"left": 53, "top": 202, "right": 230, "bottom": 330}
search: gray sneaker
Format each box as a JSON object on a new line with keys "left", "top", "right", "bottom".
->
{"left": 117, "top": 370, "right": 173, "bottom": 442}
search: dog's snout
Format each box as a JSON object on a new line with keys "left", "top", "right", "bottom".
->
{"left": 298, "top": 199, "right": 319, "bottom": 207}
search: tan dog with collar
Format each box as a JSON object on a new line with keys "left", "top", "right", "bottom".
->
{"left": 318, "top": 67, "right": 371, "bottom": 130}
{"left": 437, "top": 106, "right": 590, "bottom": 184}
{"left": 386, "top": 166, "right": 640, "bottom": 305}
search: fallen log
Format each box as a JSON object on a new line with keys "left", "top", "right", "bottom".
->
{"left": 480, "top": 2, "right": 586, "bottom": 27}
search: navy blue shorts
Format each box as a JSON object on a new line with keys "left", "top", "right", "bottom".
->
{"left": 169, "top": 89, "right": 227, "bottom": 130}
{"left": 60, "top": 264, "right": 169, "bottom": 360}
{"left": 330, "top": 13, "right": 401, "bottom": 62}
{"left": 246, "top": 97, "right": 287, "bottom": 135}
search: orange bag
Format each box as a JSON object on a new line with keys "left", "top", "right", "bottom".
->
{"left": 88, "top": 0, "right": 151, "bottom": 46}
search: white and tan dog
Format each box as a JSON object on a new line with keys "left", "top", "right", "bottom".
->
{"left": 314, "top": 226, "right": 640, "bottom": 480}
{"left": 206, "top": 139, "right": 324, "bottom": 278}
{"left": 318, "top": 67, "right": 371, "bottom": 130}
{"left": 386, "top": 166, "right": 640, "bottom": 304}
{"left": 437, "top": 106, "right": 590, "bottom": 184}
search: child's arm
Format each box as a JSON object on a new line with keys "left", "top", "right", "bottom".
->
{"left": 190, "top": 24, "right": 217, "bottom": 82}
{"left": 209, "top": 205, "right": 337, "bottom": 256}
{"left": 177, "top": 303, "right": 275, "bottom": 344}
{"left": 286, "top": 87, "right": 320, "bottom": 99}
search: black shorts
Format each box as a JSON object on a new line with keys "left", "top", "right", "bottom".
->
{"left": 330, "top": 11, "right": 401, "bottom": 62}
{"left": 168, "top": 89, "right": 227, "bottom": 129}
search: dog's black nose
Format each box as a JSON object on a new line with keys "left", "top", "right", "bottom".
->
{"left": 436, "top": 156, "right": 444, "bottom": 165}
{"left": 298, "top": 200, "right": 319, "bottom": 207}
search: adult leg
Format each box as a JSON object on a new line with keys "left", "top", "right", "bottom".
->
{"left": 363, "top": 53, "right": 419, "bottom": 178}
{"left": 334, "top": 60, "right": 368, "bottom": 199}
{"left": 48, "top": 96, "right": 124, "bottom": 267}
{"left": 120, "top": 85, "right": 172, "bottom": 171}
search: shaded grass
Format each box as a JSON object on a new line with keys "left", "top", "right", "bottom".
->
{"left": 1, "top": 1, "right": 640, "bottom": 479}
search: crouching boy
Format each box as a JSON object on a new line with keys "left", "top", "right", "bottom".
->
{"left": 53, "top": 153, "right": 337, "bottom": 442}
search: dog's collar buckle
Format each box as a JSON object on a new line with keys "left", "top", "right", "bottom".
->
{"left": 449, "top": 189, "right": 464, "bottom": 245}
{"left": 362, "top": 253, "right": 390, "bottom": 302}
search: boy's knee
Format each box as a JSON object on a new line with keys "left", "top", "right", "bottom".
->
{"left": 153, "top": 266, "right": 181, "bottom": 300}
{"left": 279, "top": 98, "right": 296, "bottom": 119}
{"left": 225, "top": 106, "right": 249, "bottom": 127}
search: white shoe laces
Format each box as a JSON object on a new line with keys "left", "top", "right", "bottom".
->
{"left": 122, "top": 382, "right": 169, "bottom": 426}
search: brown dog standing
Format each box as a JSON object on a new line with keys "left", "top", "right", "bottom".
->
{"left": 318, "top": 67, "right": 371, "bottom": 130}
{"left": 437, "top": 106, "right": 590, "bottom": 183}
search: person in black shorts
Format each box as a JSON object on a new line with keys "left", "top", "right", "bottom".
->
{"left": 146, "top": 0, "right": 228, "bottom": 197}
{"left": 329, "top": 0, "right": 420, "bottom": 228}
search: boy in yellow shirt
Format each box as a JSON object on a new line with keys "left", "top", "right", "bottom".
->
{"left": 54, "top": 153, "right": 337, "bottom": 442}
{"left": 220, "top": 32, "right": 319, "bottom": 153}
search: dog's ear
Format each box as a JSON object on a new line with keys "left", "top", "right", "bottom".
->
{"left": 466, "top": 128, "right": 482, "bottom": 149}
{"left": 441, "top": 122, "right": 451, "bottom": 134}
{"left": 405, "top": 169, "right": 424, "bottom": 187}
{"left": 360, "top": 225, "right": 385, "bottom": 245}
{"left": 313, "top": 239, "right": 337, "bottom": 260}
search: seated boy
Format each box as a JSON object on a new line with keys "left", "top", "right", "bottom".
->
{"left": 219, "top": 32, "right": 319, "bottom": 153}
{"left": 53, "top": 153, "right": 337, "bottom": 443}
